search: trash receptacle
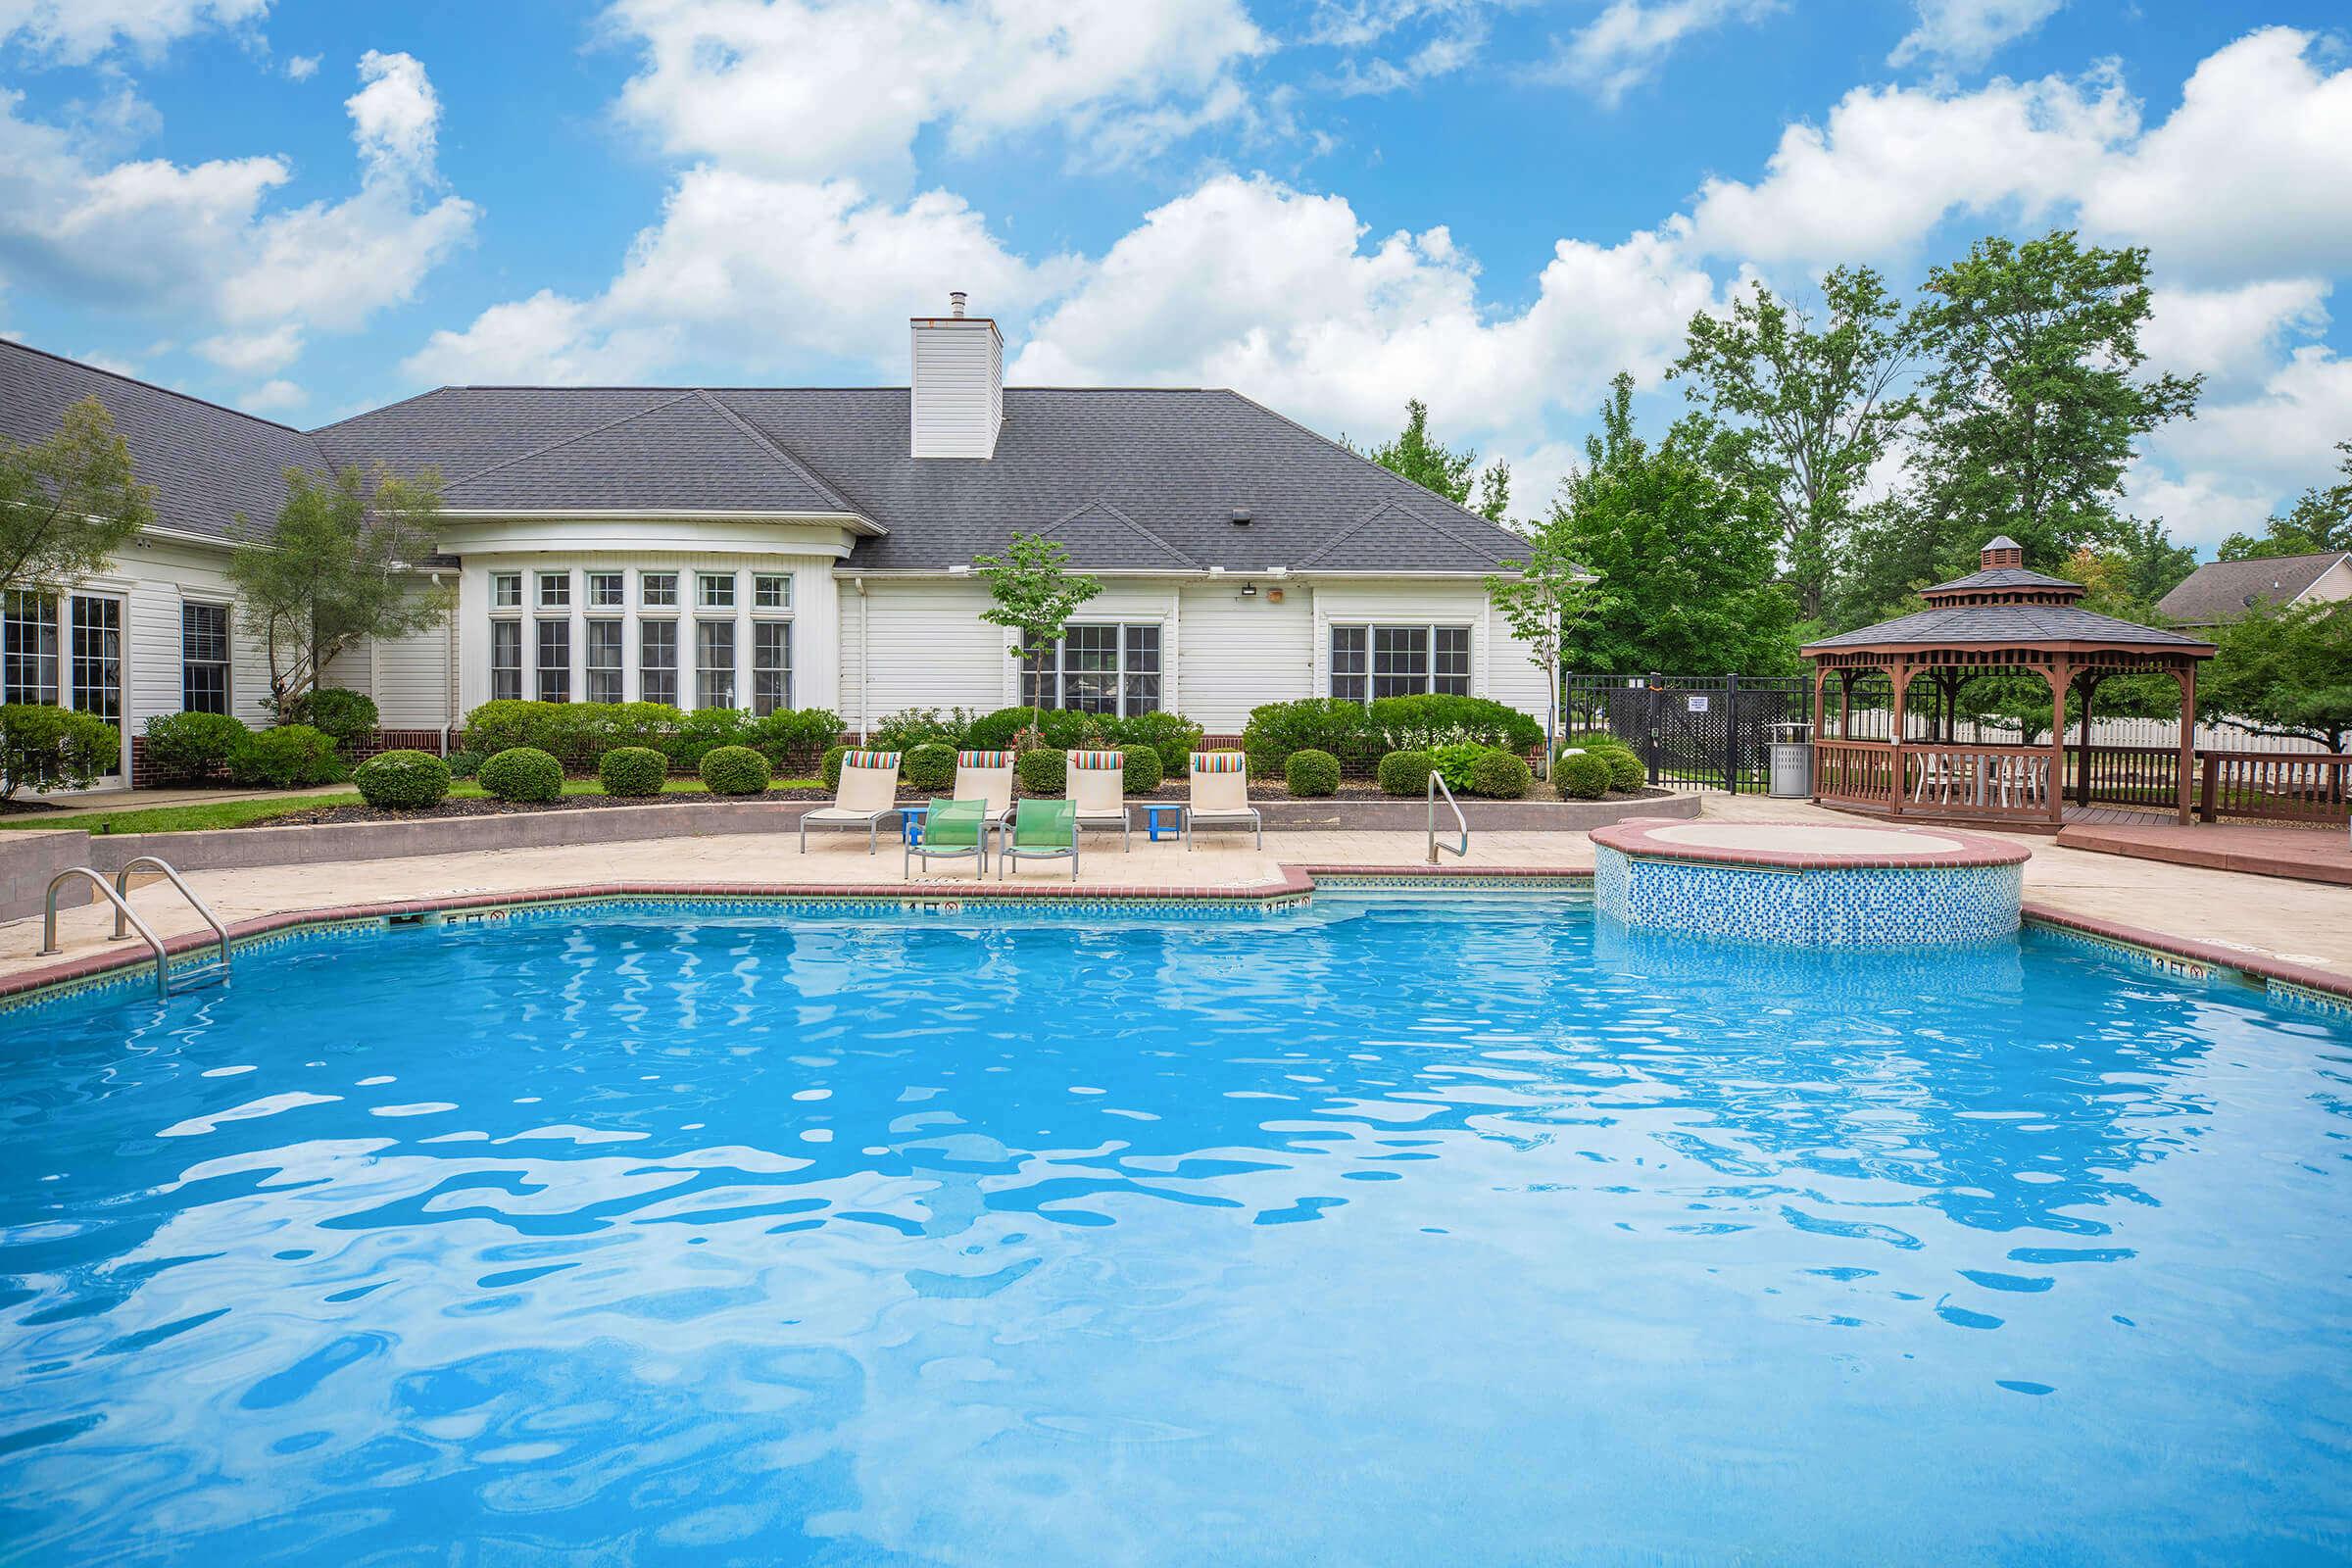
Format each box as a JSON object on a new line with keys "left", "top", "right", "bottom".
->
{"left": 1767, "top": 722, "right": 1813, "bottom": 798}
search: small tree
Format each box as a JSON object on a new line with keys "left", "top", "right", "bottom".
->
{"left": 1487, "top": 526, "right": 1593, "bottom": 778}
{"left": 1349, "top": 399, "right": 1512, "bottom": 521}
{"left": 0, "top": 397, "right": 154, "bottom": 596}
{"left": 973, "top": 533, "right": 1101, "bottom": 742}
{"left": 227, "top": 465, "right": 450, "bottom": 724}
{"left": 2199, "top": 600, "right": 2352, "bottom": 753}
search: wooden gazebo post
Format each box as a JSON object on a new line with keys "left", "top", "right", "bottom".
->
{"left": 2044, "top": 658, "right": 2070, "bottom": 827}
{"left": 1888, "top": 660, "right": 1912, "bottom": 817}
{"left": 2175, "top": 662, "right": 2197, "bottom": 825}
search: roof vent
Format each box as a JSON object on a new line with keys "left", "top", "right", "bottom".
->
{"left": 1980, "top": 534, "right": 2024, "bottom": 570}
{"left": 949, "top": 290, "right": 967, "bottom": 318}
{"left": 1230, "top": 508, "right": 1252, "bottom": 526}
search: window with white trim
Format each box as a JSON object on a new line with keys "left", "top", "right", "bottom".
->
{"left": 587, "top": 571, "right": 624, "bottom": 608}
{"left": 585, "top": 619, "right": 623, "bottom": 703}
{"left": 696, "top": 620, "right": 735, "bottom": 709}
{"left": 754, "top": 573, "right": 790, "bottom": 610}
{"left": 698, "top": 572, "right": 735, "bottom": 611}
{"left": 1330, "top": 623, "right": 1472, "bottom": 702}
{"left": 1021, "top": 623, "right": 1162, "bottom": 715}
{"left": 490, "top": 620, "right": 523, "bottom": 702}
{"left": 640, "top": 620, "right": 677, "bottom": 706}
{"left": 536, "top": 619, "right": 570, "bottom": 702}
{"left": 537, "top": 571, "right": 570, "bottom": 610}
{"left": 642, "top": 571, "right": 678, "bottom": 609}
{"left": 753, "top": 622, "right": 791, "bottom": 714}
{"left": 3, "top": 590, "right": 60, "bottom": 705}
{"left": 490, "top": 571, "right": 522, "bottom": 610}
{"left": 181, "top": 602, "right": 230, "bottom": 714}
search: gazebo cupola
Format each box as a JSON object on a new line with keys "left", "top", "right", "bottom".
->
{"left": 1801, "top": 537, "right": 2216, "bottom": 827}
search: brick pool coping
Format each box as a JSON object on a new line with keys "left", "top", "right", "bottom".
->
{"left": 5, "top": 865, "right": 2345, "bottom": 1011}
{"left": 1590, "top": 816, "right": 2034, "bottom": 870}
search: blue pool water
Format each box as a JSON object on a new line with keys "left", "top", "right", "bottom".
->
{"left": 3, "top": 896, "right": 2349, "bottom": 1565}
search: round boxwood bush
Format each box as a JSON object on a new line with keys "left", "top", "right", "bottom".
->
{"left": 1286, "top": 748, "right": 1341, "bottom": 798}
{"left": 1557, "top": 751, "right": 1611, "bottom": 801}
{"left": 354, "top": 748, "right": 451, "bottom": 810}
{"left": 1120, "top": 746, "right": 1163, "bottom": 795}
{"left": 1376, "top": 749, "right": 1436, "bottom": 798}
{"left": 227, "top": 724, "right": 347, "bottom": 788}
{"left": 143, "top": 710, "right": 248, "bottom": 783}
{"left": 904, "top": 741, "right": 956, "bottom": 792}
{"left": 445, "top": 748, "right": 483, "bottom": 780}
{"left": 699, "top": 744, "right": 771, "bottom": 796}
{"left": 1468, "top": 750, "right": 1533, "bottom": 800}
{"left": 1016, "top": 748, "right": 1066, "bottom": 796}
{"left": 599, "top": 745, "right": 668, "bottom": 797}
{"left": 1605, "top": 750, "right": 1646, "bottom": 793}
{"left": 821, "top": 744, "right": 851, "bottom": 790}
{"left": 290, "top": 687, "right": 379, "bottom": 751}
{"left": 479, "top": 746, "right": 564, "bottom": 803}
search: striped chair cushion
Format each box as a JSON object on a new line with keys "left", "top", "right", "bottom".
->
{"left": 844, "top": 751, "right": 899, "bottom": 769}
{"left": 957, "top": 750, "right": 1015, "bottom": 769}
{"left": 1192, "top": 751, "right": 1248, "bottom": 774}
{"left": 1068, "top": 750, "right": 1124, "bottom": 770}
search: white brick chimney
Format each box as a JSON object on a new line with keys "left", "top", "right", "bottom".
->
{"left": 909, "top": 291, "right": 1003, "bottom": 459}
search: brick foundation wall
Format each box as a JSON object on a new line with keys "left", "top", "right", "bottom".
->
{"left": 131, "top": 726, "right": 449, "bottom": 789}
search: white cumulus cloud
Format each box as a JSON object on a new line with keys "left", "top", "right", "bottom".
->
{"left": 1888, "top": 0, "right": 2064, "bottom": 70}
{"left": 1534, "top": 0, "right": 1782, "bottom": 107}
{"left": 0, "top": 0, "right": 268, "bottom": 63}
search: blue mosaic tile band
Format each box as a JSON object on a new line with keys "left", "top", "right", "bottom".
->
{"left": 1592, "top": 845, "right": 2022, "bottom": 948}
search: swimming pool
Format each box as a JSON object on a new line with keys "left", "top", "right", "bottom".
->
{"left": 3, "top": 895, "right": 2347, "bottom": 1564}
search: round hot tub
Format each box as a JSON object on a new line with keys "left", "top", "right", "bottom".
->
{"left": 1590, "top": 817, "right": 2030, "bottom": 947}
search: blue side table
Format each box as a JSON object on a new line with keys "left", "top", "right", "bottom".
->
{"left": 899, "top": 804, "right": 929, "bottom": 845}
{"left": 1143, "top": 804, "right": 1184, "bottom": 843}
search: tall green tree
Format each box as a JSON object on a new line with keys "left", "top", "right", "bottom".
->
{"left": 2198, "top": 600, "right": 2352, "bottom": 752}
{"left": 0, "top": 397, "right": 154, "bottom": 596}
{"left": 1550, "top": 373, "right": 1799, "bottom": 675}
{"left": 1486, "top": 523, "right": 1593, "bottom": 777}
{"left": 227, "top": 465, "right": 449, "bottom": 723}
{"left": 2216, "top": 442, "right": 2352, "bottom": 561}
{"left": 1668, "top": 267, "right": 1914, "bottom": 619}
{"left": 973, "top": 532, "right": 1102, "bottom": 740}
{"left": 1903, "top": 230, "right": 2200, "bottom": 574}
{"left": 1349, "top": 399, "right": 1512, "bottom": 521}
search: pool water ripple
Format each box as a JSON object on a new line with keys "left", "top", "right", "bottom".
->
{"left": 2, "top": 895, "right": 2348, "bottom": 1564}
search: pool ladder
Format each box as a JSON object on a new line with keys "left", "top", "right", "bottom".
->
{"left": 40, "top": 857, "right": 231, "bottom": 1002}
{"left": 1427, "top": 771, "right": 1469, "bottom": 865}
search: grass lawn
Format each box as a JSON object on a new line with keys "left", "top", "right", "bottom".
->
{"left": 0, "top": 777, "right": 824, "bottom": 837}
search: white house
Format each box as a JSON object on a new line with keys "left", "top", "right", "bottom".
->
{"left": 1, "top": 296, "right": 1552, "bottom": 787}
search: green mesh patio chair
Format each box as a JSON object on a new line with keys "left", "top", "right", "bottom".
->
{"left": 905, "top": 796, "right": 988, "bottom": 880}
{"left": 998, "top": 798, "right": 1079, "bottom": 881}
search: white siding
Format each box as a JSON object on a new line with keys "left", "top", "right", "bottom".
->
{"left": 909, "top": 319, "right": 1003, "bottom": 459}
{"left": 840, "top": 578, "right": 1007, "bottom": 733}
{"left": 1176, "top": 580, "right": 1315, "bottom": 731}
{"left": 1313, "top": 581, "right": 1551, "bottom": 719}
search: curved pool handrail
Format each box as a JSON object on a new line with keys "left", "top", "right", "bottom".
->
{"left": 1427, "top": 771, "right": 1469, "bottom": 864}
{"left": 111, "top": 856, "right": 230, "bottom": 982}
{"left": 40, "top": 867, "right": 173, "bottom": 1003}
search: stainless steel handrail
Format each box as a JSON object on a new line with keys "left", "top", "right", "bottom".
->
{"left": 1427, "top": 771, "right": 1469, "bottom": 864}
{"left": 40, "top": 868, "right": 174, "bottom": 1002}
{"left": 112, "top": 856, "right": 230, "bottom": 981}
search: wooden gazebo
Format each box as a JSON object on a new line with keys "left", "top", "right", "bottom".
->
{"left": 1803, "top": 537, "right": 2216, "bottom": 827}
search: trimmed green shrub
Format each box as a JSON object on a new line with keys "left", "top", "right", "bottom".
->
{"left": 872, "top": 706, "right": 978, "bottom": 751}
{"left": 228, "top": 724, "right": 346, "bottom": 788}
{"left": 667, "top": 708, "right": 755, "bottom": 770}
{"left": 1468, "top": 750, "right": 1533, "bottom": 800}
{"left": 1120, "top": 746, "right": 1163, "bottom": 795}
{"left": 143, "top": 710, "right": 247, "bottom": 783}
{"left": 1285, "top": 748, "right": 1341, "bottom": 798}
{"left": 821, "top": 744, "right": 851, "bottom": 790}
{"left": 0, "top": 704, "right": 120, "bottom": 799}
{"left": 748, "top": 707, "right": 842, "bottom": 772}
{"left": 1376, "top": 749, "right": 1436, "bottom": 798}
{"left": 1104, "top": 710, "right": 1204, "bottom": 774}
{"left": 599, "top": 745, "right": 668, "bottom": 797}
{"left": 1605, "top": 751, "right": 1646, "bottom": 793}
{"left": 904, "top": 741, "right": 957, "bottom": 792}
{"left": 291, "top": 687, "right": 378, "bottom": 751}
{"left": 1243, "top": 697, "right": 1375, "bottom": 775}
{"left": 1370, "top": 694, "right": 1542, "bottom": 756}
{"left": 459, "top": 699, "right": 837, "bottom": 772}
{"left": 478, "top": 746, "right": 563, "bottom": 803}
{"left": 699, "top": 745, "right": 771, "bottom": 795}
{"left": 354, "top": 749, "right": 451, "bottom": 809}
{"left": 446, "top": 748, "right": 483, "bottom": 780}
{"left": 1016, "top": 748, "right": 1066, "bottom": 796}
{"left": 1428, "top": 743, "right": 1488, "bottom": 792}
{"left": 965, "top": 706, "right": 1110, "bottom": 753}
{"left": 1557, "top": 752, "right": 1611, "bottom": 801}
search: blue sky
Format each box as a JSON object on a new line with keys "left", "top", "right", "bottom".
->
{"left": 1, "top": 0, "right": 2346, "bottom": 552}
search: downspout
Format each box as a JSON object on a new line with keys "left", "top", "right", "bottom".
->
{"left": 433, "top": 569, "right": 454, "bottom": 756}
{"left": 853, "top": 576, "right": 869, "bottom": 745}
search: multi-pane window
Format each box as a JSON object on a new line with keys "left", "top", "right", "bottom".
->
{"left": 181, "top": 602, "right": 230, "bottom": 714}
{"left": 754, "top": 573, "right": 790, "bottom": 610}
{"left": 2, "top": 590, "right": 60, "bottom": 705}
{"left": 585, "top": 620, "right": 623, "bottom": 703}
{"left": 587, "top": 571, "right": 624, "bottom": 608}
{"left": 1331, "top": 624, "right": 1473, "bottom": 702}
{"left": 698, "top": 572, "right": 735, "bottom": 610}
{"left": 640, "top": 621, "right": 678, "bottom": 706}
{"left": 490, "top": 620, "right": 523, "bottom": 702}
{"left": 1020, "top": 623, "right": 1162, "bottom": 716}
{"left": 491, "top": 571, "right": 522, "bottom": 610}
{"left": 753, "top": 622, "right": 791, "bottom": 715}
{"left": 642, "top": 571, "right": 678, "bottom": 608}
{"left": 536, "top": 619, "right": 570, "bottom": 702}
{"left": 537, "top": 571, "right": 570, "bottom": 610}
{"left": 70, "top": 596, "right": 122, "bottom": 724}
{"left": 696, "top": 620, "right": 736, "bottom": 710}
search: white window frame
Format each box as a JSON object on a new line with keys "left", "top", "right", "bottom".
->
{"left": 489, "top": 617, "right": 524, "bottom": 702}
{"left": 698, "top": 571, "right": 736, "bottom": 611}
{"left": 1330, "top": 622, "right": 1473, "bottom": 703}
{"left": 1021, "top": 622, "right": 1162, "bottom": 716}
{"left": 695, "top": 618, "right": 736, "bottom": 710}
{"left": 586, "top": 570, "right": 625, "bottom": 609}
{"left": 639, "top": 618, "right": 678, "bottom": 707}
{"left": 536, "top": 618, "right": 571, "bottom": 702}
{"left": 180, "top": 599, "right": 232, "bottom": 715}
{"left": 641, "top": 570, "right": 679, "bottom": 610}
{"left": 584, "top": 618, "right": 623, "bottom": 704}
{"left": 490, "top": 571, "right": 523, "bottom": 610}
{"left": 537, "top": 570, "right": 571, "bottom": 611}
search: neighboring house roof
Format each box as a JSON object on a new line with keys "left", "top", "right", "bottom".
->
{"left": 1806, "top": 604, "right": 2214, "bottom": 650}
{"left": 2153, "top": 552, "right": 2352, "bottom": 624}
{"left": 0, "top": 340, "right": 329, "bottom": 543}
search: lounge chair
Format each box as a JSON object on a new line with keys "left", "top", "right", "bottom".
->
{"left": 999, "top": 799, "right": 1079, "bottom": 880}
{"left": 906, "top": 797, "right": 988, "bottom": 879}
{"left": 798, "top": 749, "right": 902, "bottom": 855}
{"left": 1067, "top": 749, "right": 1131, "bottom": 850}
{"left": 954, "top": 749, "right": 1017, "bottom": 842}
{"left": 1184, "top": 751, "right": 1261, "bottom": 849}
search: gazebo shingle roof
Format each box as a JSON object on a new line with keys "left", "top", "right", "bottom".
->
{"left": 1806, "top": 604, "right": 2213, "bottom": 650}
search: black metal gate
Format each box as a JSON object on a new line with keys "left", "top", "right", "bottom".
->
{"left": 1561, "top": 673, "right": 1813, "bottom": 792}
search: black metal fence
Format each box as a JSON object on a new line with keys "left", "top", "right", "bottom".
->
{"left": 1562, "top": 674, "right": 1813, "bottom": 792}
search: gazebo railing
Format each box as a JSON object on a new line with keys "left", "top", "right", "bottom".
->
{"left": 2200, "top": 752, "right": 2351, "bottom": 825}
{"left": 1814, "top": 740, "right": 2058, "bottom": 820}
{"left": 1814, "top": 740, "right": 1898, "bottom": 807}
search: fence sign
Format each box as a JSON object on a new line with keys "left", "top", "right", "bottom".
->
{"left": 1687, "top": 695, "right": 1709, "bottom": 712}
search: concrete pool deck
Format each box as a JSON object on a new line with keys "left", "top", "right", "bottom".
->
{"left": 2, "top": 797, "right": 2347, "bottom": 1000}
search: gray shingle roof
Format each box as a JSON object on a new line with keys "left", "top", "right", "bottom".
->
{"left": 1806, "top": 604, "right": 2214, "bottom": 650}
{"left": 1926, "top": 566, "right": 2082, "bottom": 594}
{"left": 2153, "top": 552, "right": 2349, "bottom": 624}
{"left": 0, "top": 339, "right": 327, "bottom": 542}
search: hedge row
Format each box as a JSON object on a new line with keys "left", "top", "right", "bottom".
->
{"left": 460, "top": 701, "right": 841, "bottom": 774}
{"left": 1242, "top": 694, "right": 1544, "bottom": 777}
{"left": 868, "top": 706, "right": 1203, "bottom": 774}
